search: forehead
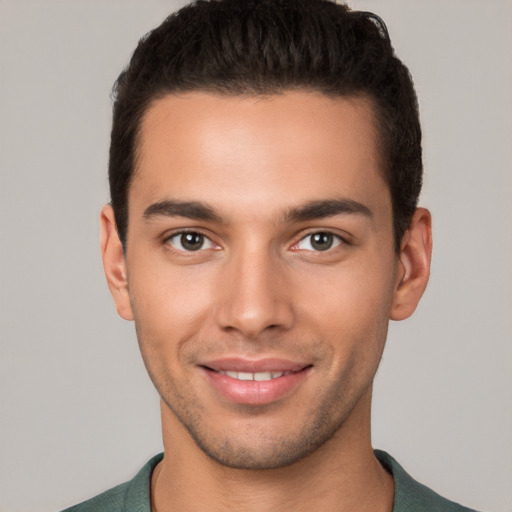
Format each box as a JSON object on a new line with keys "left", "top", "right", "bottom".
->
{"left": 131, "top": 91, "right": 388, "bottom": 219}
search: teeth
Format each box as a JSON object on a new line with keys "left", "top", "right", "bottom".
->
{"left": 254, "top": 372, "right": 272, "bottom": 381}
{"left": 220, "top": 370, "right": 289, "bottom": 381}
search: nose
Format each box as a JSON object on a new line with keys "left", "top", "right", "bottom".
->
{"left": 215, "top": 247, "right": 295, "bottom": 339}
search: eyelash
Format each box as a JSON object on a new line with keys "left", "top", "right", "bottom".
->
{"left": 291, "top": 231, "right": 347, "bottom": 252}
{"left": 164, "top": 230, "right": 217, "bottom": 253}
{"left": 164, "top": 229, "right": 348, "bottom": 254}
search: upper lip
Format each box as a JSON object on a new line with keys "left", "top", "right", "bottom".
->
{"left": 199, "top": 357, "right": 311, "bottom": 373}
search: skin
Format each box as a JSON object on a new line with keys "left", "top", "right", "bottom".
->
{"left": 101, "top": 91, "right": 432, "bottom": 511}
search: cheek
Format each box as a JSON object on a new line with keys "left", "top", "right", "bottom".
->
{"left": 301, "top": 260, "right": 395, "bottom": 321}
{"left": 127, "top": 260, "right": 216, "bottom": 349}
{"left": 294, "top": 255, "right": 396, "bottom": 360}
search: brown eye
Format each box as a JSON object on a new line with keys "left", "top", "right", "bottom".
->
{"left": 167, "top": 232, "right": 214, "bottom": 252}
{"left": 310, "top": 232, "right": 334, "bottom": 251}
{"left": 296, "top": 232, "right": 342, "bottom": 252}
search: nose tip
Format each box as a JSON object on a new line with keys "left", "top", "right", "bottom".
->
{"left": 223, "top": 308, "right": 282, "bottom": 339}
{"left": 216, "top": 254, "right": 294, "bottom": 339}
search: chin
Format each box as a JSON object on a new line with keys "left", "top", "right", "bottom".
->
{"left": 178, "top": 406, "right": 349, "bottom": 470}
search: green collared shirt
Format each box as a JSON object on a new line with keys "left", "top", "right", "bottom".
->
{"left": 62, "top": 450, "right": 480, "bottom": 511}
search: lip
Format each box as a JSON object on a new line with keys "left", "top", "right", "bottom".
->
{"left": 199, "top": 358, "right": 312, "bottom": 405}
{"left": 200, "top": 357, "right": 309, "bottom": 373}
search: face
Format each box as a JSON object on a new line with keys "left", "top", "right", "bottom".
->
{"left": 102, "top": 91, "right": 429, "bottom": 470}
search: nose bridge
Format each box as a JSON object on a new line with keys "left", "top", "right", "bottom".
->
{"left": 216, "top": 240, "right": 293, "bottom": 337}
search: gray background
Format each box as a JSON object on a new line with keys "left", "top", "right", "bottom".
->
{"left": 1, "top": 1, "right": 511, "bottom": 511}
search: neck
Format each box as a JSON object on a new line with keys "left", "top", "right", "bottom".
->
{"left": 152, "top": 390, "right": 394, "bottom": 512}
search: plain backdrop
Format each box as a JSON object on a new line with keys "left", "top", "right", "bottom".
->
{"left": 1, "top": 1, "right": 511, "bottom": 511}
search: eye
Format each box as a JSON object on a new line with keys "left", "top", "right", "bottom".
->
{"left": 166, "top": 231, "right": 216, "bottom": 252}
{"left": 295, "top": 232, "right": 343, "bottom": 252}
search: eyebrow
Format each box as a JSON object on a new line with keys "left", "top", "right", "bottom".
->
{"left": 284, "top": 198, "right": 373, "bottom": 222}
{"left": 143, "top": 200, "right": 223, "bottom": 223}
{"left": 142, "top": 197, "right": 372, "bottom": 224}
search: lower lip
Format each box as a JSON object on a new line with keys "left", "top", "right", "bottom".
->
{"left": 202, "top": 368, "right": 311, "bottom": 405}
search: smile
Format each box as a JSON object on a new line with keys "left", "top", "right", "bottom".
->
{"left": 200, "top": 360, "right": 312, "bottom": 405}
{"left": 217, "top": 370, "right": 292, "bottom": 381}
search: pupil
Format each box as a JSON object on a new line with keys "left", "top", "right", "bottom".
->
{"left": 181, "top": 233, "right": 203, "bottom": 251}
{"left": 311, "top": 232, "right": 333, "bottom": 251}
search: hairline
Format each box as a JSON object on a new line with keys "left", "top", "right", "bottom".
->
{"left": 121, "top": 87, "right": 397, "bottom": 251}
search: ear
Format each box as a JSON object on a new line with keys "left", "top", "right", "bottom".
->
{"left": 100, "top": 204, "right": 134, "bottom": 321}
{"left": 390, "top": 208, "right": 432, "bottom": 321}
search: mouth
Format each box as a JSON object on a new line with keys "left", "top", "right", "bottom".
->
{"left": 214, "top": 370, "right": 296, "bottom": 381}
{"left": 199, "top": 359, "right": 312, "bottom": 405}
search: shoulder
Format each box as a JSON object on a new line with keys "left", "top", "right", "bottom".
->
{"left": 60, "top": 453, "right": 163, "bottom": 512}
{"left": 61, "top": 481, "right": 130, "bottom": 512}
{"left": 375, "top": 450, "right": 481, "bottom": 512}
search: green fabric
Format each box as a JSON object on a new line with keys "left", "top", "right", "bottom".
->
{"left": 62, "top": 450, "right": 480, "bottom": 511}
{"left": 62, "top": 453, "right": 162, "bottom": 512}
{"left": 375, "top": 450, "right": 479, "bottom": 512}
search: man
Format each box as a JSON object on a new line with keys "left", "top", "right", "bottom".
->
{"left": 64, "top": 0, "right": 478, "bottom": 510}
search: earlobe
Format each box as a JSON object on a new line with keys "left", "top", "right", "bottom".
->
{"left": 100, "top": 204, "right": 134, "bottom": 321}
{"left": 390, "top": 208, "right": 432, "bottom": 321}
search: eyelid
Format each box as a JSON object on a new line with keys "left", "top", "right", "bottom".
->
{"left": 290, "top": 230, "right": 350, "bottom": 252}
{"left": 164, "top": 228, "right": 219, "bottom": 252}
